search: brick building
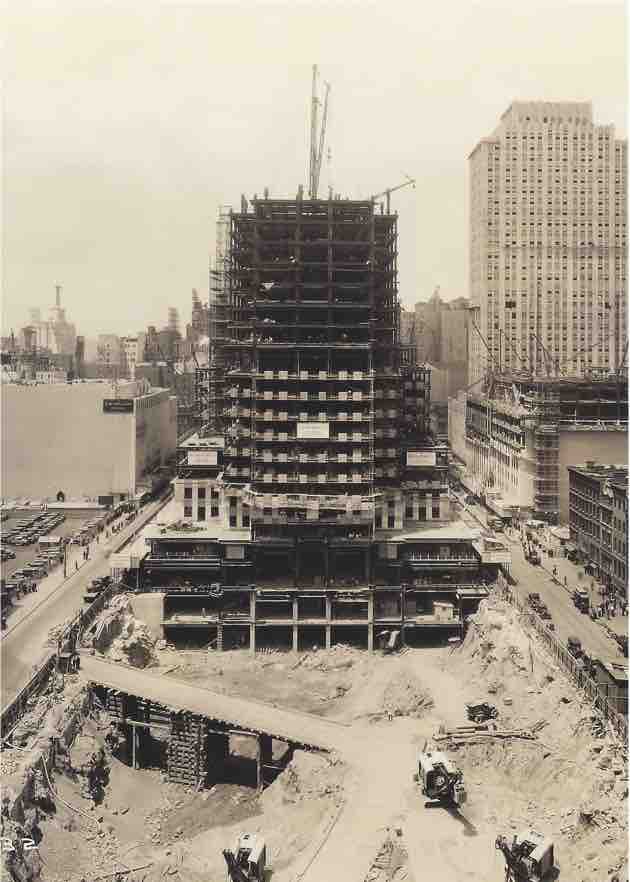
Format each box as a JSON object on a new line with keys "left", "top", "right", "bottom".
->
{"left": 567, "top": 461, "right": 628, "bottom": 597}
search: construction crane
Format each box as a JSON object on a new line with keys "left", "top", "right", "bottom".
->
{"left": 308, "top": 65, "right": 330, "bottom": 199}
{"left": 371, "top": 175, "right": 416, "bottom": 214}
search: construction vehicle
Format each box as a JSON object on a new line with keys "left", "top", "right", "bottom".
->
{"left": 495, "top": 830, "right": 555, "bottom": 881}
{"left": 465, "top": 701, "right": 497, "bottom": 724}
{"left": 223, "top": 833, "right": 266, "bottom": 881}
{"left": 418, "top": 750, "right": 467, "bottom": 807}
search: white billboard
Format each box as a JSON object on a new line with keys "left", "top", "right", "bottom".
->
{"left": 297, "top": 422, "right": 330, "bottom": 440}
{"left": 188, "top": 450, "right": 218, "bottom": 465}
{"left": 407, "top": 450, "right": 436, "bottom": 467}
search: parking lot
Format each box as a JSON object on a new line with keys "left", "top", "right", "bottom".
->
{"left": 1, "top": 513, "right": 94, "bottom": 583}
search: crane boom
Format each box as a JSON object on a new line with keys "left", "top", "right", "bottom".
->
{"left": 308, "top": 65, "right": 319, "bottom": 199}
{"left": 308, "top": 65, "right": 330, "bottom": 199}
{"left": 313, "top": 80, "right": 330, "bottom": 199}
{"left": 371, "top": 176, "right": 416, "bottom": 213}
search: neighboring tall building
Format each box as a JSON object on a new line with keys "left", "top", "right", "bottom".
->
{"left": 120, "top": 333, "right": 146, "bottom": 379}
{"left": 136, "top": 194, "right": 510, "bottom": 652}
{"left": 568, "top": 462, "right": 628, "bottom": 598}
{"left": 24, "top": 286, "right": 77, "bottom": 356}
{"left": 95, "top": 334, "right": 122, "bottom": 372}
{"left": 469, "top": 101, "right": 627, "bottom": 384}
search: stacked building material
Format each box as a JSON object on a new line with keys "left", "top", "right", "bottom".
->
{"left": 167, "top": 711, "right": 207, "bottom": 787}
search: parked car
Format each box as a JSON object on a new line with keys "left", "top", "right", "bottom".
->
{"left": 572, "top": 589, "right": 589, "bottom": 613}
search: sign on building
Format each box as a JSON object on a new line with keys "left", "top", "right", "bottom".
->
{"left": 406, "top": 450, "right": 436, "bottom": 467}
{"left": 103, "top": 399, "right": 134, "bottom": 414}
{"left": 188, "top": 450, "right": 218, "bottom": 466}
{"left": 297, "top": 422, "right": 330, "bottom": 440}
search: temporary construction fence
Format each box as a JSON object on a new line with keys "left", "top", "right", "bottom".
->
{"left": 1, "top": 580, "right": 121, "bottom": 741}
{"left": 497, "top": 571, "right": 628, "bottom": 743}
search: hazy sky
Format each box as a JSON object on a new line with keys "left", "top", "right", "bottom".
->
{"left": 2, "top": 0, "right": 627, "bottom": 338}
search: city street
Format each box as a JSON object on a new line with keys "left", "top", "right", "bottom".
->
{"left": 452, "top": 493, "right": 624, "bottom": 664}
{"left": 453, "top": 494, "right": 627, "bottom": 661}
{"left": 1, "top": 494, "right": 170, "bottom": 706}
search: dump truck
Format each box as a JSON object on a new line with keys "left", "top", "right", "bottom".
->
{"left": 495, "top": 830, "right": 555, "bottom": 881}
{"left": 418, "top": 750, "right": 466, "bottom": 807}
{"left": 223, "top": 833, "right": 266, "bottom": 881}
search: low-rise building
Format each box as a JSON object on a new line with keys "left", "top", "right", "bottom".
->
{"left": 1, "top": 378, "right": 177, "bottom": 504}
{"left": 567, "top": 462, "right": 628, "bottom": 598}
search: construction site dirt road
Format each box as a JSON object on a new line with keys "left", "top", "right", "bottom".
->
{"left": 74, "top": 632, "right": 577, "bottom": 882}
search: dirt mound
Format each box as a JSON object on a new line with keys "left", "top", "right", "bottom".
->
{"left": 261, "top": 750, "right": 344, "bottom": 812}
{"left": 85, "top": 594, "right": 158, "bottom": 668}
{"left": 459, "top": 598, "right": 538, "bottom": 686}
{"left": 298, "top": 643, "right": 362, "bottom": 672}
{"left": 349, "top": 669, "right": 434, "bottom": 722}
{"left": 379, "top": 674, "right": 434, "bottom": 720}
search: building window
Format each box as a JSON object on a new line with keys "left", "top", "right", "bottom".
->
{"left": 229, "top": 515, "right": 237, "bottom": 528}
{"left": 211, "top": 489, "right": 219, "bottom": 500}
{"left": 184, "top": 505, "right": 193, "bottom": 518}
{"left": 184, "top": 486, "right": 193, "bottom": 499}
{"left": 198, "top": 487, "right": 206, "bottom": 499}
{"left": 211, "top": 506, "right": 219, "bottom": 518}
{"left": 197, "top": 506, "right": 206, "bottom": 521}
{"left": 432, "top": 507, "right": 440, "bottom": 519}
{"left": 388, "top": 515, "right": 396, "bottom": 529}
{"left": 242, "top": 514, "right": 250, "bottom": 528}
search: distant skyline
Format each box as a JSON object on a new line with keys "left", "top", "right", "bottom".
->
{"left": 2, "top": 0, "right": 626, "bottom": 337}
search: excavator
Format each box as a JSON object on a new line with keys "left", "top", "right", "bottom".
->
{"left": 223, "top": 833, "right": 266, "bottom": 882}
{"left": 495, "top": 831, "right": 555, "bottom": 881}
{"left": 418, "top": 750, "right": 467, "bottom": 807}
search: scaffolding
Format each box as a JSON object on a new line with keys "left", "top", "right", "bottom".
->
{"left": 197, "top": 205, "right": 232, "bottom": 434}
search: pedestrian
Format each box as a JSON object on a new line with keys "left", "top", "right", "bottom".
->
{"left": 75, "top": 561, "right": 78, "bottom": 572}
{"left": 564, "top": 575, "right": 568, "bottom": 587}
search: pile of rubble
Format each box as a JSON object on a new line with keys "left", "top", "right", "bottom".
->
{"left": 84, "top": 594, "right": 158, "bottom": 668}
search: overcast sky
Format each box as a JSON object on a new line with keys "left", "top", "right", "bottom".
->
{"left": 2, "top": 0, "right": 627, "bottom": 338}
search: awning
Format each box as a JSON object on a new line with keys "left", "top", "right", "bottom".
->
{"left": 456, "top": 588, "right": 490, "bottom": 598}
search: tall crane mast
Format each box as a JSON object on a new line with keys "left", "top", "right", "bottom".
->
{"left": 308, "top": 65, "right": 330, "bottom": 199}
{"left": 371, "top": 175, "right": 416, "bottom": 214}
